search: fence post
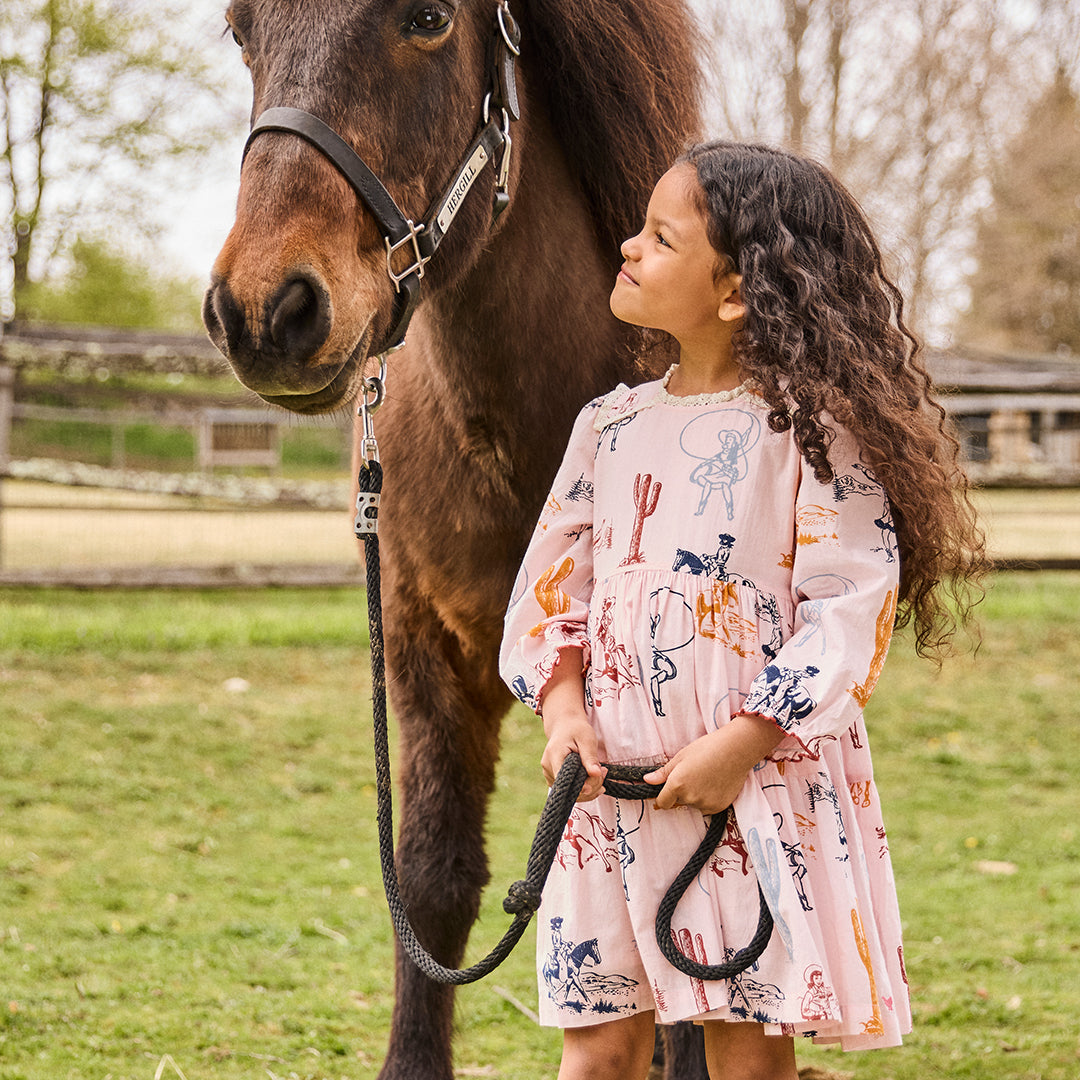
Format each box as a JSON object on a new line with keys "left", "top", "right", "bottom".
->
{"left": 0, "top": 363, "right": 12, "bottom": 470}
{"left": 0, "top": 362, "right": 13, "bottom": 569}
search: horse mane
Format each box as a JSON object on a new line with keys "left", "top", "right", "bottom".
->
{"left": 518, "top": 0, "right": 703, "bottom": 267}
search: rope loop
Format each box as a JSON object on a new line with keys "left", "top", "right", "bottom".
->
{"left": 359, "top": 441, "right": 775, "bottom": 984}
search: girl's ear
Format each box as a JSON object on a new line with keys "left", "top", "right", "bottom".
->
{"left": 717, "top": 274, "right": 746, "bottom": 323}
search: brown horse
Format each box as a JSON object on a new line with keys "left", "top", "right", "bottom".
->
{"left": 203, "top": 2, "right": 702, "bottom": 1077}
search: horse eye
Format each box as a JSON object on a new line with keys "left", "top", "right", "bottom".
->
{"left": 406, "top": 4, "right": 453, "bottom": 35}
{"left": 231, "top": 29, "right": 243, "bottom": 47}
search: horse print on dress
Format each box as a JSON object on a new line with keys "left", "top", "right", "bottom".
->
{"left": 672, "top": 535, "right": 783, "bottom": 662}
{"left": 672, "top": 532, "right": 736, "bottom": 577}
{"left": 726, "top": 960, "right": 787, "bottom": 1024}
{"left": 591, "top": 595, "right": 641, "bottom": 701}
{"left": 805, "top": 774, "right": 849, "bottom": 862}
{"left": 744, "top": 663, "right": 820, "bottom": 730}
{"left": 832, "top": 464, "right": 897, "bottom": 563}
{"left": 543, "top": 918, "right": 640, "bottom": 1015}
{"left": 557, "top": 807, "right": 620, "bottom": 872}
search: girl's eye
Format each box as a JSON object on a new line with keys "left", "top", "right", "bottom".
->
{"left": 406, "top": 4, "right": 453, "bottom": 34}
{"left": 656, "top": 232, "right": 670, "bottom": 248}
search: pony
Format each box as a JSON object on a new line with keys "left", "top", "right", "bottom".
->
{"left": 202, "top": 2, "right": 703, "bottom": 1077}
{"left": 543, "top": 936, "right": 604, "bottom": 1007}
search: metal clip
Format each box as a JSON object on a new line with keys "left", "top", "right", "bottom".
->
{"left": 496, "top": 108, "right": 512, "bottom": 192}
{"left": 357, "top": 358, "right": 387, "bottom": 466}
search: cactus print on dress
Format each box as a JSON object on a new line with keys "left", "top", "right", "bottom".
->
{"left": 501, "top": 371, "right": 911, "bottom": 1049}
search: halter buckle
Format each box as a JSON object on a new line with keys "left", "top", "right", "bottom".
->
{"left": 384, "top": 220, "right": 429, "bottom": 293}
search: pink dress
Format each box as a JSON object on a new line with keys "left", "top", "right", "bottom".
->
{"left": 500, "top": 372, "right": 911, "bottom": 1049}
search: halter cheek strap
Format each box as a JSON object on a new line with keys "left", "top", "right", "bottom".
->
{"left": 241, "top": 1, "right": 521, "bottom": 359}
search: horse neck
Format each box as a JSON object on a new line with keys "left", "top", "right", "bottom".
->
{"left": 421, "top": 107, "right": 634, "bottom": 436}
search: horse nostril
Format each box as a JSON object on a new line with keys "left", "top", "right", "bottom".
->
{"left": 202, "top": 279, "right": 245, "bottom": 358}
{"left": 270, "top": 275, "right": 331, "bottom": 359}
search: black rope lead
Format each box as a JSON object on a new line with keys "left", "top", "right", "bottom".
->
{"left": 357, "top": 458, "right": 773, "bottom": 985}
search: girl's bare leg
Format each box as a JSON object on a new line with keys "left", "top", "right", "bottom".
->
{"left": 558, "top": 1011, "right": 656, "bottom": 1080}
{"left": 702, "top": 1021, "right": 797, "bottom": 1080}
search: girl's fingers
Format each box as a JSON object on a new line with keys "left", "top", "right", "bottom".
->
{"left": 641, "top": 761, "right": 670, "bottom": 786}
{"left": 576, "top": 762, "right": 608, "bottom": 802}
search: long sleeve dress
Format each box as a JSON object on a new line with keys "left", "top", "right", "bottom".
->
{"left": 499, "top": 371, "right": 911, "bottom": 1049}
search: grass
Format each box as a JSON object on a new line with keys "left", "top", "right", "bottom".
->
{"left": 1, "top": 576, "right": 1079, "bottom": 1079}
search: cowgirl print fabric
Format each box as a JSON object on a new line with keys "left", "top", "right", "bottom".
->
{"left": 499, "top": 372, "right": 912, "bottom": 1050}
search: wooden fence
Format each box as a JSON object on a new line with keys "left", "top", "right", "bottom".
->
{"left": 0, "top": 324, "right": 360, "bottom": 585}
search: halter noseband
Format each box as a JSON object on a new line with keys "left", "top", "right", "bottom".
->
{"left": 241, "top": 1, "right": 521, "bottom": 361}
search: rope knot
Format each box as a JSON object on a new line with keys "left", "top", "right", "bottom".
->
{"left": 503, "top": 879, "right": 542, "bottom": 916}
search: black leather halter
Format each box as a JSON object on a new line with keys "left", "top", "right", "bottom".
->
{"left": 241, "top": 1, "right": 521, "bottom": 359}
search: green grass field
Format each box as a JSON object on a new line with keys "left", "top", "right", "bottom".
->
{"left": 1, "top": 576, "right": 1079, "bottom": 1079}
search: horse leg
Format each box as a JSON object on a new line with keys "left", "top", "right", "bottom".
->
{"left": 661, "top": 1022, "right": 710, "bottom": 1080}
{"left": 376, "top": 602, "right": 507, "bottom": 1080}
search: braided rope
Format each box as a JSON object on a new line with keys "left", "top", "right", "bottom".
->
{"left": 357, "top": 461, "right": 773, "bottom": 985}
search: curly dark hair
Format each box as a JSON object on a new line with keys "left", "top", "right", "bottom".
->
{"left": 677, "top": 140, "right": 987, "bottom": 658}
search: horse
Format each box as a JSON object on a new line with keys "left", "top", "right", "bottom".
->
{"left": 542, "top": 935, "right": 603, "bottom": 1007}
{"left": 202, "top": 2, "right": 703, "bottom": 1077}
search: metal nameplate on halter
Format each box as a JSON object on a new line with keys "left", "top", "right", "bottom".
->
{"left": 354, "top": 491, "right": 380, "bottom": 536}
{"left": 436, "top": 144, "right": 490, "bottom": 234}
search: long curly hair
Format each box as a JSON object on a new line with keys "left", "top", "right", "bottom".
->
{"left": 678, "top": 140, "right": 987, "bottom": 658}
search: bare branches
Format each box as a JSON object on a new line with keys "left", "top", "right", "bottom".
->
{"left": 695, "top": 0, "right": 1078, "bottom": 340}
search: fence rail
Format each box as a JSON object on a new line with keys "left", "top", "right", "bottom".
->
{"left": 2, "top": 325, "right": 1079, "bottom": 585}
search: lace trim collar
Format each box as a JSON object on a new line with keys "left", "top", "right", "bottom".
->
{"left": 592, "top": 367, "right": 765, "bottom": 432}
{"left": 658, "top": 364, "right": 764, "bottom": 405}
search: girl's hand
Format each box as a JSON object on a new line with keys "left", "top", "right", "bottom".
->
{"left": 643, "top": 715, "right": 783, "bottom": 815}
{"left": 539, "top": 648, "right": 606, "bottom": 801}
{"left": 541, "top": 716, "right": 607, "bottom": 802}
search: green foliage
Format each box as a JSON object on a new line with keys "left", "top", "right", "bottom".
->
{"left": 0, "top": 576, "right": 1078, "bottom": 1078}
{"left": 1, "top": 0, "right": 243, "bottom": 310}
{"left": 17, "top": 238, "right": 204, "bottom": 331}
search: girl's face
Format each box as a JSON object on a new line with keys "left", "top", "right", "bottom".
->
{"left": 610, "top": 164, "right": 734, "bottom": 342}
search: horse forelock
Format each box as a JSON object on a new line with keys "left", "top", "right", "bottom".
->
{"left": 516, "top": 0, "right": 703, "bottom": 265}
{"left": 237, "top": 0, "right": 490, "bottom": 187}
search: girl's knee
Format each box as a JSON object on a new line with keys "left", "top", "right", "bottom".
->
{"left": 560, "top": 1011, "right": 656, "bottom": 1080}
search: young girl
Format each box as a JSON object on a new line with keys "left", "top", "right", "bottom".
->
{"left": 500, "top": 141, "right": 984, "bottom": 1080}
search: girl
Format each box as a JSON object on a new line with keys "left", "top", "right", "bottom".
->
{"left": 500, "top": 141, "right": 985, "bottom": 1080}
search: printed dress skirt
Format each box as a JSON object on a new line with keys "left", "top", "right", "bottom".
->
{"left": 535, "top": 772, "right": 910, "bottom": 1051}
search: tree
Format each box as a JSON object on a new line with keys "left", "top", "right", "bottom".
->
{"left": 697, "top": 0, "right": 1051, "bottom": 338}
{"left": 0, "top": 0, "right": 242, "bottom": 319}
{"left": 961, "top": 70, "right": 1080, "bottom": 356}
{"left": 17, "top": 236, "right": 203, "bottom": 330}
